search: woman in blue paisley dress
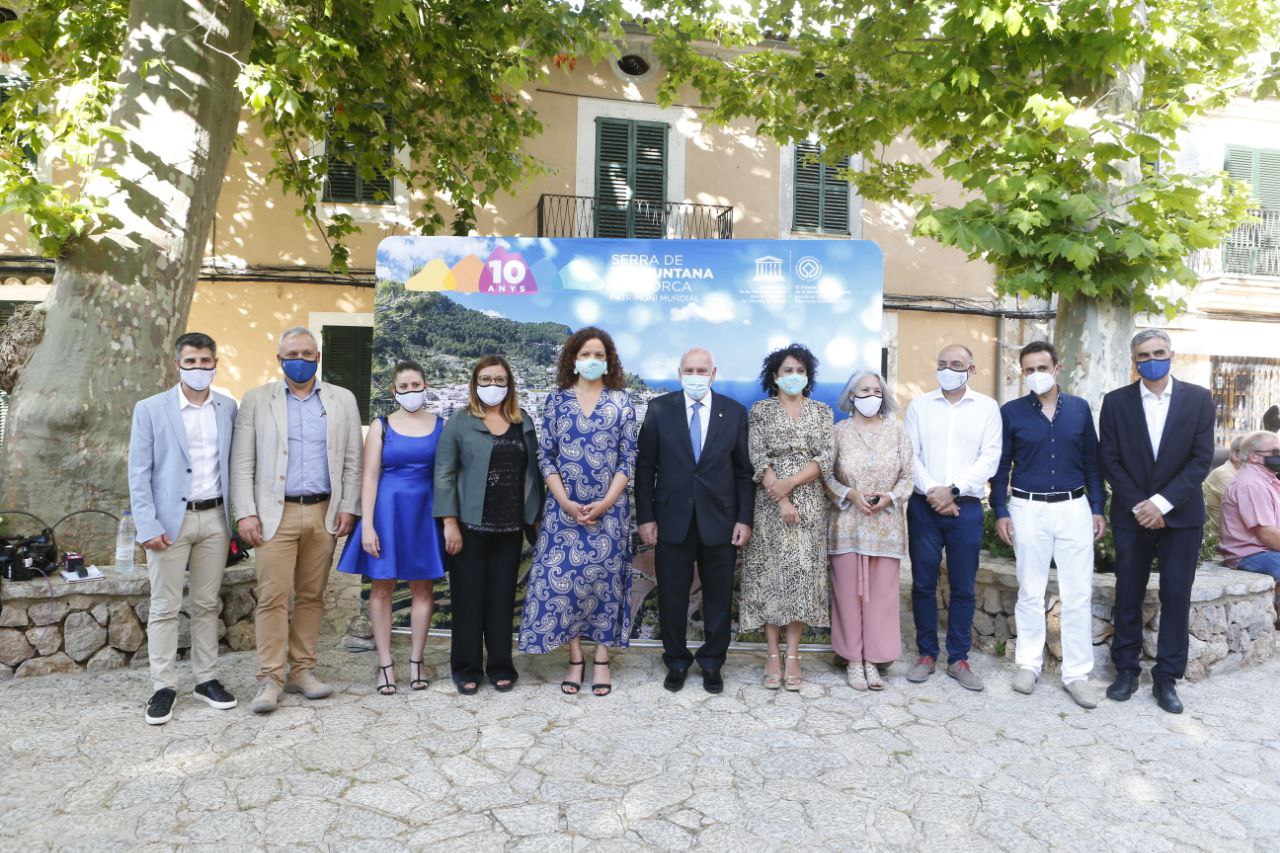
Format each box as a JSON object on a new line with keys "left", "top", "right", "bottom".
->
{"left": 518, "top": 327, "right": 638, "bottom": 696}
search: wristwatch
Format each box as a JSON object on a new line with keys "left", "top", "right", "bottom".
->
{"left": 949, "top": 485, "right": 960, "bottom": 498}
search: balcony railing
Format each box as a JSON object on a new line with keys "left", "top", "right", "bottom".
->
{"left": 536, "top": 194, "right": 734, "bottom": 239}
{"left": 1189, "top": 208, "right": 1280, "bottom": 277}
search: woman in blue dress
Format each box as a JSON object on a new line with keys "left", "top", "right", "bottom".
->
{"left": 336, "top": 360, "right": 446, "bottom": 695}
{"left": 519, "top": 327, "right": 638, "bottom": 696}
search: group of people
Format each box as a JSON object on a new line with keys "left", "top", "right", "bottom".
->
{"left": 128, "top": 322, "right": 1231, "bottom": 725}
{"left": 1204, "top": 431, "right": 1280, "bottom": 580}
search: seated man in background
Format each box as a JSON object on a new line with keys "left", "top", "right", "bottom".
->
{"left": 1203, "top": 436, "right": 1243, "bottom": 539}
{"left": 1219, "top": 431, "right": 1280, "bottom": 580}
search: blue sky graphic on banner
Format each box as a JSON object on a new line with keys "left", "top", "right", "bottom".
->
{"left": 375, "top": 237, "right": 883, "bottom": 416}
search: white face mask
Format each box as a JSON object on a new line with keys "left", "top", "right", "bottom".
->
{"left": 180, "top": 367, "right": 216, "bottom": 392}
{"left": 1026, "top": 371, "right": 1056, "bottom": 396}
{"left": 477, "top": 385, "right": 508, "bottom": 407}
{"left": 396, "top": 390, "right": 426, "bottom": 413}
{"left": 936, "top": 368, "right": 969, "bottom": 393}
{"left": 852, "top": 395, "right": 882, "bottom": 418}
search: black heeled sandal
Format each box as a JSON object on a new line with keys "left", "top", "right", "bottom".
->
{"left": 377, "top": 664, "right": 397, "bottom": 696}
{"left": 409, "top": 659, "right": 428, "bottom": 691}
{"left": 591, "top": 658, "right": 612, "bottom": 697}
{"left": 560, "top": 659, "right": 585, "bottom": 695}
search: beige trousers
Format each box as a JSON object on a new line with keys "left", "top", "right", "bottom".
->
{"left": 254, "top": 501, "right": 336, "bottom": 686}
{"left": 146, "top": 507, "right": 229, "bottom": 691}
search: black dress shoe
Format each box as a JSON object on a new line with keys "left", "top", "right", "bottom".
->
{"left": 1106, "top": 671, "right": 1140, "bottom": 702}
{"left": 1153, "top": 681, "right": 1183, "bottom": 714}
{"left": 702, "top": 670, "right": 724, "bottom": 694}
{"left": 663, "top": 668, "right": 688, "bottom": 692}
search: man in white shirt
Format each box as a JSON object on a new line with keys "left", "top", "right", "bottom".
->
{"left": 128, "top": 333, "right": 239, "bottom": 725}
{"left": 903, "top": 344, "right": 1003, "bottom": 691}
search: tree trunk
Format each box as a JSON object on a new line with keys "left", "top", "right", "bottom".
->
{"left": 0, "top": 0, "right": 253, "bottom": 557}
{"left": 1056, "top": 293, "right": 1134, "bottom": 409}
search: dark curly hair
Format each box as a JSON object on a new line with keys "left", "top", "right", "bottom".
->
{"left": 759, "top": 343, "right": 818, "bottom": 397}
{"left": 555, "top": 326, "right": 626, "bottom": 390}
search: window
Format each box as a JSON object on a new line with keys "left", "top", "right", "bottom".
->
{"left": 792, "top": 142, "right": 850, "bottom": 235}
{"left": 595, "top": 118, "right": 668, "bottom": 238}
{"left": 321, "top": 324, "right": 373, "bottom": 423}
{"left": 1225, "top": 145, "right": 1280, "bottom": 210}
{"left": 322, "top": 112, "right": 394, "bottom": 205}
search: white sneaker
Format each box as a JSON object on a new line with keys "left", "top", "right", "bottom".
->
{"left": 847, "top": 663, "right": 868, "bottom": 691}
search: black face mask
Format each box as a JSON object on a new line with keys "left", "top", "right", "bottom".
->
{"left": 1263, "top": 453, "right": 1280, "bottom": 473}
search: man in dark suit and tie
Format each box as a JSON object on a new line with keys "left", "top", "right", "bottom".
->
{"left": 1099, "top": 328, "right": 1215, "bottom": 714}
{"left": 635, "top": 348, "right": 754, "bottom": 693}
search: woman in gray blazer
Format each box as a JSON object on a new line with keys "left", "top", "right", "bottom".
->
{"left": 434, "top": 356, "right": 543, "bottom": 694}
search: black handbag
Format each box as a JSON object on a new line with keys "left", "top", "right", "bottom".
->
{"left": 226, "top": 531, "right": 252, "bottom": 567}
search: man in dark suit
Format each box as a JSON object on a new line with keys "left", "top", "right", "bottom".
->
{"left": 1099, "top": 328, "right": 1215, "bottom": 714}
{"left": 635, "top": 348, "right": 753, "bottom": 693}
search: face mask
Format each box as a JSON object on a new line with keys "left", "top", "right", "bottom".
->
{"left": 936, "top": 368, "right": 969, "bottom": 393}
{"left": 180, "top": 367, "right": 216, "bottom": 392}
{"left": 776, "top": 374, "right": 807, "bottom": 397}
{"left": 575, "top": 358, "right": 607, "bottom": 381}
{"left": 477, "top": 385, "right": 508, "bottom": 407}
{"left": 281, "top": 358, "right": 319, "bottom": 384}
{"left": 395, "top": 390, "right": 426, "bottom": 413}
{"left": 681, "top": 375, "right": 711, "bottom": 400}
{"left": 1136, "top": 358, "right": 1171, "bottom": 382}
{"left": 852, "top": 395, "right": 882, "bottom": 418}
{"left": 1261, "top": 453, "right": 1280, "bottom": 473}
{"left": 1026, "top": 372, "right": 1055, "bottom": 396}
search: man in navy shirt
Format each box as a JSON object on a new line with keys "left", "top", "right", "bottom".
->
{"left": 991, "top": 341, "right": 1106, "bottom": 708}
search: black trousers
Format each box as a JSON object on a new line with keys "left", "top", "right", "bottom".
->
{"left": 448, "top": 527, "right": 523, "bottom": 685}
{"left": 655, "top": 510, "right": 737, "bottom": 674}
{"left": 1111, "top": 524, "right": 1203, "bottom": 683}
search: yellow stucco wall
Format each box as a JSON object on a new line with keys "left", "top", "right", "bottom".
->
{"left": 186, "top": 281, "right": 374, "bottom": 400}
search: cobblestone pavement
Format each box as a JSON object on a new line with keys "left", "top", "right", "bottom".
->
{"left": 4, "top": 625, "right": 1280, "bottom": 852}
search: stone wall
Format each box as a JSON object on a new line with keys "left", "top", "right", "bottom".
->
{"left": 0, "top": 564, "right": 257, "bottom": 681}
{"left": 901, "top": 554, "right": 1278, "bottom": 682}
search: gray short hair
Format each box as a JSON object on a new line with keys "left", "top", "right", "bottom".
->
{"left": 1130, "top": 328, "right": 1172, "bottom": 354}
{"left": 838, "top": 369, "right": 897, "bottom": 417}
{"left": 1229, "top": 435, "right": 1244, "bottom": 454}
{"left": 1240, "top": 430, "right": 1280, "bottom": 458}
{"left": 278, "top": 326, "right": 318, "bottom": 352}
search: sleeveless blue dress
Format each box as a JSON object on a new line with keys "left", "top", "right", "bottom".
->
{"left": 336, "top": 417, "right": 446, "bottom": 581}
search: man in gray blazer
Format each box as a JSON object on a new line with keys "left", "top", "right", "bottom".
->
{"left": 128, "top": 332, "right": 239, "bottom": 725}
{"left": 231, "top": 326, "right": 362, "bottom": 714}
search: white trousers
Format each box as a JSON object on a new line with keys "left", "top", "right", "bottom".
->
{"left": 146, "top": 507, "right": 229, "bottom": 691}
{"left": 1009, "top": 495, "right": 1095, "bottom": 682}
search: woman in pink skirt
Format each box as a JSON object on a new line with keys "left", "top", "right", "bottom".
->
{"left": 824, "top": 370, "right": 914, "bottom": 690}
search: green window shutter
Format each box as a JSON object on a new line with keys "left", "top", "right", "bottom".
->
{"left": 323, "top": 136, "right": 361, "bottom": 203}
{"left": 594, "top": 118, "right": 668, "bottom": 238}
{"left": 322, "top": 108, "right": 394, "bottom": 205}
{"left": 1256, "top": 150, "right": 1280, "bottom": 210}
{"left": 1, "top": 76, "right": 37, "bottom": 166}
{"left": 793, "top": 142, "right": 850, "bottom": 235}
{"left": 320, "top": 325, "right": 373, "bottom": 424}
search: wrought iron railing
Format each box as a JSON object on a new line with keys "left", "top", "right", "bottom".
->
{"left": 1189, "top": 209, "right": 1280, "bottom": 277}
{"left": 536, "top": 194, "right": 734, "bottom": 239}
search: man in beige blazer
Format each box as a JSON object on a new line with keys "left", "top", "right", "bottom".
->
{"left": 231, "top": 326, "right": 363, "bottom": 714}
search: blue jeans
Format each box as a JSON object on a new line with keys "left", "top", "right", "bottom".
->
{"left": 1237, "top": 550, "right": 1280, "bottom": 581}
{"left": 907, "top": 493, "right": 983, "bottom": 662}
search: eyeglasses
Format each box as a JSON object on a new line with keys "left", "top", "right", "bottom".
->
{"left": 477, "top": 376, "right": 509, "bottom": 387}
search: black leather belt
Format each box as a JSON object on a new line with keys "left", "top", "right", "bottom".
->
{"left": 186, "top": 497, "right": 224, "bottom": 511}
{"left": 285, "top": 493, "right": 331, "bottom": 505}
{"left": 1012, "top": 486, "right": 1086, "bottom": 503}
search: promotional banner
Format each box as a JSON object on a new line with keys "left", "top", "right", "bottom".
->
{"left": 371, "top": 237, "right": 883, "bottom": 644}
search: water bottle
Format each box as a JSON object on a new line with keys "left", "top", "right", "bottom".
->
{"left": 115, "top": 511, "right": 136, "bottom": 573}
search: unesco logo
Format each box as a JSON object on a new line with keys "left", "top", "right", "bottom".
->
{"left": 795, "top": 256, "right": 822, "bottom": 281}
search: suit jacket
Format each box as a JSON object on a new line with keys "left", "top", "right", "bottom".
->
{"left": 230, "top": 379, "right": 363, "bottom": 540}
{"left": 634, "top": 390, "right": 754, "bottom": 545}
{"left": 128, "top": 385, "right": 237, "bottom": 543}
{"left": 1098, "top": 378, "right": 1215, "bottom": 530}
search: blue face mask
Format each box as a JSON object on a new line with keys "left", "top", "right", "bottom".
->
{"left": 281, "top": 358, "right": 319, "bottom": 383}
{"left": 575, "top": 358, "right": 607, "bottom": 381}
{"left": 776, "top": 374, "right": 807, "bottom": 397}
{"left": 1136, "top": 358, "right": 1171, "bottom": 382}
{"left": 681, "top": 374, "right": 711, "bottom": 400}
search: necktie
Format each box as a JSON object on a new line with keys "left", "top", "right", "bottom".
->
{"left": 690, "top": 401, "right": 703, "bottom": 463}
